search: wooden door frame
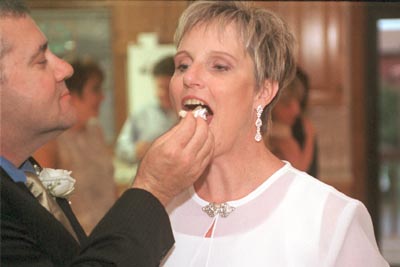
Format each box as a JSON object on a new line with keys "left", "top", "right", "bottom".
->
{"left": 351, "top": 2, "right": 400, "bottom": 243}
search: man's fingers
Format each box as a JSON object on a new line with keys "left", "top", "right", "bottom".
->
{"left": 133, "top": 113, "right": 214, "bottom": 205}
{"left": 155, "top": 112, "right": 197, "bottom": 148}
{"left": 182, "top": 117, "right": 209, "bottom": 155}
{"left": 179, "top": 117, "right": 214, "bottom": 178}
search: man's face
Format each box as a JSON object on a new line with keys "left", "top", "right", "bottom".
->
{"left": 0, "top": 15, "right": 76, "bottom": 142}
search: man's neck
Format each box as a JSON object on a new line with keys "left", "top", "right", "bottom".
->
{"left": 1, "top": 148, "right": 30, "bottom": 168}
{"left": 1, "top": 130, "right": 63, "bottom": 167}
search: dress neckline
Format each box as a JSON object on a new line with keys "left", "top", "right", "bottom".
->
{"left": 190, "top": 161, "right": 290, "bottom": 208}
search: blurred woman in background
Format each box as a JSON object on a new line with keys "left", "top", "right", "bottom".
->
{"left": 35, "top": 59, "right": 117, "bottom": 234}
{"left": 267, "top": 71, "right": 318, "bottom": 175}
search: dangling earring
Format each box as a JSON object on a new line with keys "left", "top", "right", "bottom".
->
{"left": 255, "top": 105, "right": 263, "bottom": 142}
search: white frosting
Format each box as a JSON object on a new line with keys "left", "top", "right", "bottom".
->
{"left": 178, "top": 108, "right": 207, "bottom": 121}
{"left": 178, "top": 110, "right": 188, "bottom": 118}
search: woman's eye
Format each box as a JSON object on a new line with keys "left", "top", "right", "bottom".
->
{"left": 213, "top": 64, "right": 229, "bottom": 71}
{"left": 38, "top": 59, "right": 47, "bottom": 65}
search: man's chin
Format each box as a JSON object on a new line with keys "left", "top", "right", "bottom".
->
{"left": 47, "top": 116, "right": 77, "bottom": 135}
{"left": 41, "top": 124, "right": 70, "bottom": 137}
{"left": 61, "top": 118, "right": 77, "bottom": 131}
{"left": 63, "top": 110, "right": 78, "bottom": 128}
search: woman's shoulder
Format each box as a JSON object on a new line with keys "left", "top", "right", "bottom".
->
{"left": 277, "top": 164, "right": 367, "bottom": 234}
{"left": 283, "top": 164, "right": 360, "bottom": 207}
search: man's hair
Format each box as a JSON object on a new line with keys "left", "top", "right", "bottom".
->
{"left": 174, "top": 1, "right": 296, "bottom": 133}
{"left": 0, "top": 0, "right": 30, "bottom": 84}
{"left": 152, "top": 55, "right": 175, "bottom": 77}
{"left": 66, "top": 59, "right": 104, "bottom": 97}
{"left": 0, "top": 0, "right": 30, "bottom": 18}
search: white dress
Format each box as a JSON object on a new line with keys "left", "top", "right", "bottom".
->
{"left": 162, "top": 162, "right": 389, "bottom": 267}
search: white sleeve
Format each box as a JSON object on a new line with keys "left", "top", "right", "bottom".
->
{"left": 115, "top": 117, "right": 137, "bottom": 163}
{"left": 331, "top": 201, "right": 389, "bottom": 267}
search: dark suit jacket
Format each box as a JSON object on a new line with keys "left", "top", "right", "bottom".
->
{"left": 1, "top": 165, "right": 174, "bottom": 267}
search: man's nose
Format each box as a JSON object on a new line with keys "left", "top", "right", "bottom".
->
{"left": 54, "top": 55, "right": 74, "bottom": 82}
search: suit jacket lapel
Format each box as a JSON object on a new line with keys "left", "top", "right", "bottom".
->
{"left": 57, "top": 198, "right": 87, "bottom": 243}
{"left": 1, "top": 168, "right": 82, "bottom": 264}
{"left": 27, "top": 157, "right": 87, "bottom": 242}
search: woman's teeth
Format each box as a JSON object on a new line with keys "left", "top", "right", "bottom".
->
{"left": 184, "top": 99, "right": 206, "bottom": 106}
{"left": 184, "top": 99, "right": 209, "bottom": 110}
{"left": 181, "top": 98, "right": 213, "bottom": 120}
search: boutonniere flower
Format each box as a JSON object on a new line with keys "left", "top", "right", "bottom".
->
{"left": 38, "top": 168, "right": 76, "bottom": 198}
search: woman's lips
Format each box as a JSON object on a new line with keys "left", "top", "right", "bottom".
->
{"left": 181, "top": 97, "right": 213, "bottom": 115}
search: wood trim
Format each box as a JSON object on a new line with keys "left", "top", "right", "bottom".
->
{"left": 349, "top": 3, "right": 368, "bottom": 204}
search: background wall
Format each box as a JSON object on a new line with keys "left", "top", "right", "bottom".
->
{"left": 31, "top": 8, "right": 115, "bottom": 143}
{"left": 27, "top": 0, "right": 366, "bottom": 200}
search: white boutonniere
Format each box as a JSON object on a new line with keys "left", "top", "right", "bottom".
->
{"left": 38, "top": 168, "right": 76, "bottom": 198}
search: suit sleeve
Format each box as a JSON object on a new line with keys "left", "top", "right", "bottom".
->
{"left": 71, "top": 188, "right": 174, "bottom": 267}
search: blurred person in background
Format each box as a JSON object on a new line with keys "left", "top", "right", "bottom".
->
{"left": 115, "top": 55, "right": 178, "bottom": 164}
{"left": 292, "top": 67, "right": 319, "bottom": 176}
{"left": 267, "top": 67, "right": 319, "bottom": 176}
{"left": 35, "top": 59, "right": 117, "bottom": 234}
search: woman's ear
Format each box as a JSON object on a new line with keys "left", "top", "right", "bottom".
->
{"left": 254, "top": 80, "right": 279, "bottom": 108}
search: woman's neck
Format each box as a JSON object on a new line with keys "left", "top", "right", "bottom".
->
{"left": 194, "top": 144, "right": 283, "bottom": 203}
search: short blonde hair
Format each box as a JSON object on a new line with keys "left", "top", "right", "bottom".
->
{"left": 174, "top": 1, "right": 296, "bottom": 132}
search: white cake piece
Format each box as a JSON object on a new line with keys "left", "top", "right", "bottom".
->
{"left": 193, "top": 107, "right": 208, "bottom": 120}
{"left": 178, "top": 107, "right": 208, "bottom": 121}
{"left": 178, "top": 110, "right": 188, "bottom": 118}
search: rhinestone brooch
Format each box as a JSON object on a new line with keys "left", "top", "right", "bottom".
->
{"left": 202, "top": 202, "right": 235, "bottom": 218}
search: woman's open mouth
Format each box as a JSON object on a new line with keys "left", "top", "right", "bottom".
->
{"left": 180, "top": 98, "right": 214, "bottom": 122}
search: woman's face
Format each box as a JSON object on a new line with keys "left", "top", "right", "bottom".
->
{"left": 170, "top": 22, "right": 261, "bottom": 156}
{"left": 71, "top": 74, "right": 104, "bottom": 123}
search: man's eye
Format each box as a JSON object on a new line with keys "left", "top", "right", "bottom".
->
{"left": 177, "top": 64, "right": 188, "bottom": 72}
{"left": 38, "top": 59, "right": 47, "bottom": 65}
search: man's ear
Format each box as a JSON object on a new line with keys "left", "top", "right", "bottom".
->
{"left": 254, "top": 80, "right": 279, "bottom": 108}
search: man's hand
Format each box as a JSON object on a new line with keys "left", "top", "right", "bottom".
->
{"left": 135, "top": 141, "right": 152, "bottom": 161}
{"left": 132, "top": 113, "right": 214, "bottom": 206}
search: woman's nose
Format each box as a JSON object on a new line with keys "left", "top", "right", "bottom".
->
{"left": 183, "top": 64, "right": 203, "bottom": 89}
